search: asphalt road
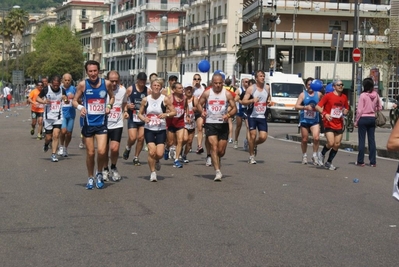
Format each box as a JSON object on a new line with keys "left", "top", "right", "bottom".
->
{"left": 1, "top": 107, "right": 398, "bottom": 267}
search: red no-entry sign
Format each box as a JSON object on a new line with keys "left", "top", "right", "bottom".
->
{"left": 352, "top": 48, "right": 361, "bottom": 63}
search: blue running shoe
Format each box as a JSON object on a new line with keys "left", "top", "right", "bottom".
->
{"left": 173, "top": 160, "right": 183, "bottom": 168}
{"left": 164, "top": 149, "right": 169, "bottom": 160}
{"left": 95, "top": 172, "right": 104, "bottom": 189}
{"left": 86, "top": 177, "right": 94, "bottom": 190}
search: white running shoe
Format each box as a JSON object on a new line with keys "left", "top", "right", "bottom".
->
{"left": 150, "top": 172, "right": 157, "bottom": 182}
{"left": 102, "top": 169, "right": 110, "bottom": 182}
{"left": 324, "top": 162, "right": 337, "bottom": 170}
{"left": 228, "top": 138, "right": 233, "bottom": 144}
{"left": 249, "top": 156, "right": 257, "bottom": 164}
{"left": 57, "top": 146, "right": 64, "bottom": 156}
{"left": 111, "top": 168, "right": 121, "bottom": 181}
{"left": 63, "top": 148, "right": 68, "bottom": 157}
{"left": 312, "top": 156, "right": 320, "bottom": 166}
{"left": 318, "top": 152, "right": 325, "bottom": 165}
{"left": 79, "top": 142, "right": 85, "bottom": 149}
{"left": 302, "top": 156, "right": 308, "bottom": 165}
{"left": 214, "top": 170, "right": 222, "bottom": 181}
{"left": 233, "top": 141, "right": 238, "bottom": 149}
{"left": 206, "top": 156, "right": 212, "bottom": 167}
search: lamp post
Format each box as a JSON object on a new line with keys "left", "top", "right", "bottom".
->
{"left": 179, "top": 15, "right": 186, "bottom": 82}
{"left": 1, "top": 5, "right": 20, "bottom": 87}
{"left": 272, "top": 16, "right": 281, "bottom": 72}
{"left": 207, "top": 0, "right": 211, "bottom": 84}
{"left": 161, "top": 4, "right": 189, "bottom": 79}
{"left": 361, "top": 20, "right": 374, "bottom": 79}
{"left": 258, "top": 0, "right": 263, "bottom": 70}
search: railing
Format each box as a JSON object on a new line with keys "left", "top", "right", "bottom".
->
{"left": 79, "top": 15, "right": 90, "bottom": 21}
{"left": 242, "top": 30, "right": 388, "bottom": 47}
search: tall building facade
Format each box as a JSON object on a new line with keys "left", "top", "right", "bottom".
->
{"left": 184, "top": 0, "right": 243, "bottom": 82}
{"left": 102, "top": 0, "right": 186, "bottom": 85}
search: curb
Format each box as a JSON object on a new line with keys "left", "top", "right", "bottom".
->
{"left": 286, "top": 134, "right": 399, "bottom": 160}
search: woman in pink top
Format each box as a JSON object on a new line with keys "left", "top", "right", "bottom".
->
{"left": 354, "top": 78, "right": 382, "bottom": 167}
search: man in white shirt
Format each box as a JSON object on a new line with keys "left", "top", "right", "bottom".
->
{"left": 3, "top": 83, "right": 12, "bottom": 111}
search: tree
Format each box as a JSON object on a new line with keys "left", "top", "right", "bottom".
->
{"left": 6, "top": 8, "right": 29, "bottom": 69}
{"left": 27, "top": 25, "right": 85, "bottom": 80}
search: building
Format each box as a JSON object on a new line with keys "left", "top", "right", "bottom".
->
{"left": 102, "top": 0, "right": 187, "bottom": 84}
{"left": 184, "top": 0, "right": 244, "bottom": 83}
{"left": 241, "top": 0, "right": 391, "bottom": 99}
{"left": 55, "top": 0, "right": 109, "bottom": 32}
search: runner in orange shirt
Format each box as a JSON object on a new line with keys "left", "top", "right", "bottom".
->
{"left": 28, "top": 82, "right": 45, "bottom": 140}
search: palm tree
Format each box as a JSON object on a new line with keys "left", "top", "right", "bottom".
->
{"left": 5, "top": 8, "right": 29, "bottom": 70}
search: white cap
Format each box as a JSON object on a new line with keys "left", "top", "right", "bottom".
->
{"left": 184, "top": 83, "right": 193, "bottom": 89}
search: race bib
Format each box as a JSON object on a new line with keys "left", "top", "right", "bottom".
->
{"left": 330, "top": 107, "right": 343, "bottom": 119}
{"left": 50, "top": 100, "right": 61, "bottom": 111}
{"left": 147, "top": 114, "right": 161, "bottom": 126}
{"left": 304, "top": 110, "right": 316, "bottom": 119}
{"left": 108, "top": 106, "right": 121, "bottom": 122}
{"left": 175, "top": 106, "right": 184, "bottom": 117}
{"left": 254, "top": 102, "right": 266, "bottom": 113}
{"left": 208, "top": 100, "right": 226, "bottom": 114}
{"left": 132, "top": 110, "right": 141, "bottom": 122}
{"left": 87, "top": 99, "right": 105, "bottom": 115}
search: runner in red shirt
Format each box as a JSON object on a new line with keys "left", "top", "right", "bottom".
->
{"left": 316, "top": 79, "right": 349, "bottom": 170}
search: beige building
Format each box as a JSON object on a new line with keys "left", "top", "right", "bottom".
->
{"left": 241, "top": 0, "right": 390, "bottom": 95}
{"left": 184, "top": 0, "right": 244, "bottom": 82}
{"left": 55, "top": 0, "right": 109, "bottom": 32}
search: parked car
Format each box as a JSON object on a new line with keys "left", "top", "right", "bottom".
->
{"left": 381, "top": 97, "right": 397, "bottom": 110}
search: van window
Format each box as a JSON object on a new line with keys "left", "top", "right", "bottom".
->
{"left": 271, "top": 83, "right": 305, "bottom": 98}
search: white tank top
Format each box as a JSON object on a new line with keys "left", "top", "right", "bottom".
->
{"left": 107, "top": 85, "right": 127, "bottom": 129}
{"left": 206, "top": 88, "right": 228, "bottom": 124}
{"left": 144, "top": 94, "right": 166, "bottom": 131}
{"left": 185, "top": 97, "right": 195, "bottom": 130}
{"left": 249, "top": 84, "right": 268, "bottom": 119}
{"left": 44, "top": 87, "right": 63, "bottom": 121}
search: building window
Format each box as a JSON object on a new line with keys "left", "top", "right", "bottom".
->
{"left": 314, "top": 47, "right": 351, "bottom": 62}
{"left": 82, "top": 9, "right": 87, "bottom": 18}
{"left": 328, "top": 20, "right": 348, "bottom": 34}
{"left": 82, "top": 22, "right": 86, "bottom": 29}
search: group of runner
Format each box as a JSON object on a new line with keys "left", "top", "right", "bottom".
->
{"left": 26, "top": 59, "right": 352, "bottom": 189}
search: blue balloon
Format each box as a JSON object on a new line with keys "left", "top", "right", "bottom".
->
{"left": 325, "top": 83, "right": 334, "bottom": 94}
{"left": 310, "top": 79, "right": 323, "bottom": 91}
{"left": 198, "top": 60, "right": 210, "bottom": 73}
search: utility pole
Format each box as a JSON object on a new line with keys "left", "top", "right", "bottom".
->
{"left": 259, "top": 0, "right": 263, "bottom": 71}
{"left": 207, "top": 0, "right": 211, "bottom": 84}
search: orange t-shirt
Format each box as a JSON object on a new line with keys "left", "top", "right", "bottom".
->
{"left": 29, "top": 88, "right": 44, "bottom": 113}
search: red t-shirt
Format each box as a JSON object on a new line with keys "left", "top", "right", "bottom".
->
{"left": 317, "top": 92, "right": 349, "bottom": 130}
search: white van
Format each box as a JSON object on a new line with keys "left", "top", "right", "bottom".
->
{"left": 266, "top": 72, "right": 305, "bottom": 122}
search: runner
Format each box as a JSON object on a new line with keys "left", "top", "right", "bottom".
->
{"left": 28, "top": 82, "right": 45, "bottom": 140}
{"left": 123, "top": 72, "right": 149, "bottom": 166}
{"left": 36, "top": 76, "right": 66, "bottom": 162}
{"left": 192, "top": 73, "right": 206, "bottom": 154}
{"left": 242, "top": 70, "right": 271, "bottom": 164}
{"left": 162, "top": 75, "right": 178, "bottom": 96}
{"left": 234, "top": 78, "right": 250, "bottom": 149}
{"left": 295, "top": 77, "right": 323, "bottom": 165}
{"left": 196, "top": 73, "right": 237, "bottom": 181}
{"left": 181, "top": 83, "right": 198, "bottom": 163}
{"left": 315, "top": 79, "right": 349, "bottom": 170}
{"left": 137, "top": 78, "right": 176, "bottom": 182}
{"left": 58, "top": 73, "right": 76, "bottom": 157}
{"left": 165, "top": 82, "right": 185, "bottom": 168}
{"left": 73, "top": 60, "right": 115, "bottom": 189}
{"left": 103, "top": 70, "right": 127, "bottom": 181}
{"left": 224, "top": 77, "right": 236, "bottom": 143}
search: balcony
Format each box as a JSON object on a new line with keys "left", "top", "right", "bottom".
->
{"left": 243, "top": 0, "right": 389, "bottom": 19}
{"left": 241, "top": 30, "right": 388, "bottom": 50}
{"left": 138, "top": 3, "right": 182, "bottom": 12}
{"left": 91, "top": 31, "right": 101, "bottom": 38}
{"left": 57, "top": 15, "right": 71, "bottom": 23}
{"left": 79, "top": 15, "right": 90, "bottom": 22}
{"left": 109, "top": 6, "right": 137, "bottom": 21}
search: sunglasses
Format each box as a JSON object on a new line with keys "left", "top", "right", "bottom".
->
{"left": 109, "top": 80, "right": 119, "bottom": 83}
{"left": 334, "top": 83, "right": 343, "bottom": 86}
{"left": 193, "top": 78, "right": 201, "bottom": 81}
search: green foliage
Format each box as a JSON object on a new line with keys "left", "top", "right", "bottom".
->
{"left": 27, "top": 25, "right": 85, "bottom": 80}
{"left": 0, "top": 0, "right": 64, "bottom": 13}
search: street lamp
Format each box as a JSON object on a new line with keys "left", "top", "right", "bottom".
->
{"left": 1, "top": 5, "right": 20, "bottom": 87}
{"left": 235, "top": 10, "right": 257, "bottom": 80}
{"left": 272, "top": 15, "right": 281, "bottom": 72}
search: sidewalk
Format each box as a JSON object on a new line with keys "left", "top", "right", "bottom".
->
{"left": 286, "top": 110, "right": 399, "bottom": 160}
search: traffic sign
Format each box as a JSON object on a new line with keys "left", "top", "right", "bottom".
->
{"left": 352, "top": 48, "right": 361, "bottom": 63}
